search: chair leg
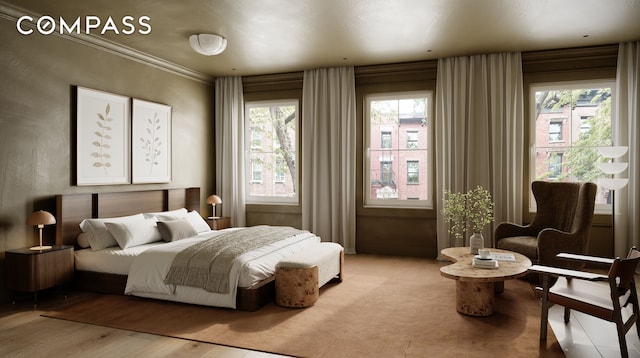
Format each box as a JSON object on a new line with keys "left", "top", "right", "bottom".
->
{"left": 564, "top": 307, "right": 571, "bottom": 323}
{"left": 540, "top": 274, "right": 550, "bottom": 340}
{"left": 616, "top": 320, "right": 630, "bottom": 358}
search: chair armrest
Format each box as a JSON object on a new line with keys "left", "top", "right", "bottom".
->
{"left": 528, "top": 264, "right": 608, "bottom": 281}
{"left": 556, "top": 253, "right": 615, "bottom": 265}
{"left": 495, "top": 222, "right": 537, "bottom": 240}
{"left": 537, "top": 229, "right": 587, "bottom": 268}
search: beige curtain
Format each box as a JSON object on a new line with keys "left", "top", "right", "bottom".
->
{"left": 615, "top": 41, "right": 640, "bottom": 257}
{"left": 214, "top": 76, "right": 246, "bottom": 227}
{"left": 301, "top": 67, "right": 357, "bottom": 253}
{"left": 435, "top": 53, "right": 524, "bottom": 257}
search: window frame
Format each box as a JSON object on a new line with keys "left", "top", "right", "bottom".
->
{"left": 245, "top": 99, "right": 299, "bottom": 205}
{"left": 528, "top": 79, "right": 616, "bottom": 214}
{"left": 364, "top": 91, "right": 433, "bottom": 209}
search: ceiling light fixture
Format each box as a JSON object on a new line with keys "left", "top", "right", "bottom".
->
{"left": 189, "top": 33, "right": 227, "bottom": 56}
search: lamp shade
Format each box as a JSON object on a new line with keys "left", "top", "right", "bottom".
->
{"left": 598, "top": 178, "right": 629, "bottom": 191}
{"left": 189, "top": 34, "right": 227, "bottom": 56}
{"left": 26, "top": 210, "right": 56, "bottom": 226}
{"left": 598, "top": 162, "right": 628, "bottom": 175}
{"left": 598, "top": 146, "right": 628, "bottom": 159}
{"left": 27, "top": 210, "right": 55, "bottom": 251}
{"left": 206, "top": 195, "right": 222, "bottom": 205}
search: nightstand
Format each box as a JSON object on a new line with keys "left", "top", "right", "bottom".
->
{"left": 5, "top": 245, "right": 74, "bottom": 306}
{"left": 206, "top": 216, "right": 231, "bottom": 230}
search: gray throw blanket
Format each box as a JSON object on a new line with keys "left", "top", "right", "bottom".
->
{"left": 164, "top": 225, "right": 305, "bottom": 294}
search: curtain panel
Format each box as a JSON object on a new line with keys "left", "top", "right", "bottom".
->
{"left": 214, "top": 76, "right": 247, "bottom": 227}
{"left": 435, "top": 53, "right": 524, "bottom": 257}
{"left": 301, "top": 67, "right": 357, "bottom": 253}
{"left": 615, "top": 41, "right": 640, "bottom": 257}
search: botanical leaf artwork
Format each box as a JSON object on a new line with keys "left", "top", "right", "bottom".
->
{"left": 91, "top": 103, "right": 113, "bottom": 173}
{"left": 140, "top": 112, "right": 162, "bottom": 174}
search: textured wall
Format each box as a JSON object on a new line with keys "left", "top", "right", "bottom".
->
{"left": 0, "top": 19, "right": 215, "bottom": 302}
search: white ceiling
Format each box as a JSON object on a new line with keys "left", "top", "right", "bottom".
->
{"left": 4, "top": 0, "right": 640, "bottom": 78}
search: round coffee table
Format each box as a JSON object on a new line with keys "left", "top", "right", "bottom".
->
{"left": 440, "top": 247, "right": 531, "bottom": 316}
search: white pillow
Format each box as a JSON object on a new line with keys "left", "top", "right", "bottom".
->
{"left": 79, "top": 213, "right": 145, "bottom": 251}
{"left": 77, "top": 233, "right": 90, "bottom": 249}
{"left": 143, "top": 208, "right": 188, "bottom": 220}
{"left": 184, "top": 211, "right": 211, "bottom": 233}
{"left": 105, "top": 218, "right": 162, "bottom": 249}
{"left": 157, "top": 218, "right": 198, "bottom": 242}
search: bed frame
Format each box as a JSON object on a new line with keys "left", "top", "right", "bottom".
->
{"left": 55, "top": 187, "right": 274, "bottom": 311}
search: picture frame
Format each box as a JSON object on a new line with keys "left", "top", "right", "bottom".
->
{"left": 76, "top": 87, "right": 130, "bottom": 186}
{"left": 132, "top": 99, "right": 172, "bottom": 183}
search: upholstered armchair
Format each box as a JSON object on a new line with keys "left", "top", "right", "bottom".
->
{"left": 495, "top": 181, "right": 597, "bottom": 270}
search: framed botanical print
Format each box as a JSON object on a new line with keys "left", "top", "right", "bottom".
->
{"left": 132, "top": 99, "right": 172, "bottom": 183}
{"left": 76, "top": 87, "right": 130, "bottom": 185}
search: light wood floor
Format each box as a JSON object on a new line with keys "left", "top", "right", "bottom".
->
{"left": 0, "top": 290, "right": 290, "bottom": 358}
{"left": 2, "top": 283, "right": 637, "bottom": 357}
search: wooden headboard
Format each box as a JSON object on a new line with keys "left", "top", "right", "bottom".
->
{"left": 55, "top": 187, "right": 200, "bottom": 247}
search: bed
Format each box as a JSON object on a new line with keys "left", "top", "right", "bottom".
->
{"left": 55, "top": 187, "right": 321, "bottom": 310}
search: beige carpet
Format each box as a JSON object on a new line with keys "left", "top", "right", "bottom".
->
{"left": 43, "top": 255, "right": 563, "bottom": 357}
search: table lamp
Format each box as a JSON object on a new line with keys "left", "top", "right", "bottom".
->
{"left": 206, "top": 195, "right": 222, "bottom": 219}
{"left": 26, "top": 210, "right": 56, "bottom": 251}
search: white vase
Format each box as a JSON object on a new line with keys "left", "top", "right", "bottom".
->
{"left": 469, "top": 232, "right": 484, "bottom": 254}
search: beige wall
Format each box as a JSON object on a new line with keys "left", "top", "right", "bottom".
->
{"left": 0, "top": 19, "right": 215, "bottom": 301}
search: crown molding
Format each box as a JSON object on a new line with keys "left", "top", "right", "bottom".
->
{"left": 0, "top": 2, "right": 214, "bottom": 84}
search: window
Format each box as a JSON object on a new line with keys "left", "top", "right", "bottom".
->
{"left": 547, "top": 152, "right": 563, "bottom": 179}
{"left": 250, "top": 129, "right": 262, "bottom": 149}
{"left": 381, "top": 130, "right": 392, "bottom": 149}
{"left": 579, "top": 116, "right": 592, "bottom": 134}
{"left": 406, "top": 131, "right": 418, "bottom": 149}
{"left": 548, "top": 120, "right": 563, "bottom": 142}
{"left": 251, "top": 160, "right": 263, "bottom": 182}
{"left": 245, "top": 100, "right": 298, "bottom": 204}
{"left": 274, "top": 159, "right": 285, "bottom": 183}
{"left": 380, "top": 161, "right": 393, "bottom": 185}
{"left": 365, "top": 91, "right": 432, "bottom": 208}
{"left": 407, "top": 160, "right": 419, "bottom": 184}
{"left": 530, "top": 80, "right": 615, "bottom": 213}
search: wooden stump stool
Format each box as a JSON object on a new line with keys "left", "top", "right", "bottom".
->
{"left": 275, "top": 242, "right": 344, "bottom": 308}
{"left": 275, "top": 264, "right": 318, "bottom": 308}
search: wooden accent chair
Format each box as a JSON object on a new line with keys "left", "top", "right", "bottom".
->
{"left": 529, "top": 248, "right": 640, "bottom": 358}
{"left": 495, "top": 181, "right": 597, "bottom": 270}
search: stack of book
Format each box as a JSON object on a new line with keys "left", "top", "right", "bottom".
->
{"left": 472, "top": 256, "right": 499, "bottom": 269}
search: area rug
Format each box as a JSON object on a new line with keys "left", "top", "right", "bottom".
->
{"left": 43, "top": 254, "right": 563, "bottom": 357}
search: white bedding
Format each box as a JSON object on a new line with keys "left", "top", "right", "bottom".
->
{"left": 75, "top": 241, "right": 167, "bottom": 275}
{"left": 124, "top": 227, "right": 321, "bottom": 309}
